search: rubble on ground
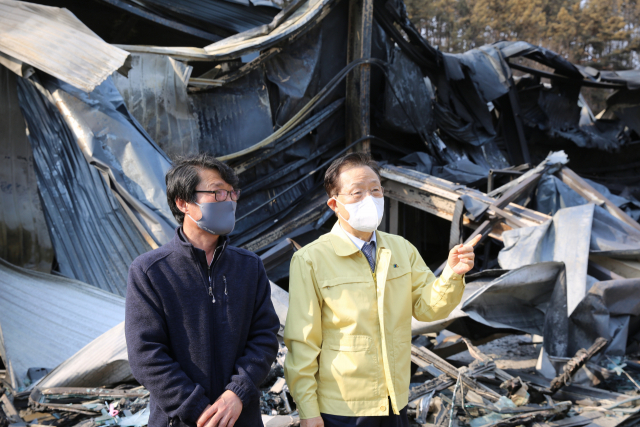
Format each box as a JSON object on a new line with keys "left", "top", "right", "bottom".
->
{"left": 2, "top": 0, "right": 640, "bottom": 425}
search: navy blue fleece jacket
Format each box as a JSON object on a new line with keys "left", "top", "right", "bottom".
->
{"left": 125, "top": 228, "right": 280, "bottom": 427}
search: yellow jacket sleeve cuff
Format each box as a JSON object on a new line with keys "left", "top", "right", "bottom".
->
{"left": 440, "top": 263, "right": 464, "bottom": 283}
{"left": 297, "top": 400, "right": 321, "bottom": 420}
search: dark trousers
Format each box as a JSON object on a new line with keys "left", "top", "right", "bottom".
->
{"left": 320, "top": 402, "right": 409, "bottom": 427}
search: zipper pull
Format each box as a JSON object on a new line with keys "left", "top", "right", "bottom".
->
{"left": 223, "top": 276, "right": 228, "bottom": 296}
{"left": 209, "top": 276, "right": 215, "bottom": 303}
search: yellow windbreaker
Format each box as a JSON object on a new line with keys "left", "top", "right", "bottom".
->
{"left": 284, "top": 222, "right": 465, "bottom": 419}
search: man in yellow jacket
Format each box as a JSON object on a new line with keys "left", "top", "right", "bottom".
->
{"left": 284, "top": 153, "right": 480, "bottom": 427}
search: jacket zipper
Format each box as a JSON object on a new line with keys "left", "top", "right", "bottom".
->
{"left": 208, "top": 267, "right": 215, "bottom": 303}
{"left": 223, "top": 275, "right": 228, "bottom": 296}
{"left": 205, "top": 241, "right": 227, "bottom": 304}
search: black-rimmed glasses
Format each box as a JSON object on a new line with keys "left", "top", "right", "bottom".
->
{"left": 194, "top": 189, "right": 241, "bottom": 202}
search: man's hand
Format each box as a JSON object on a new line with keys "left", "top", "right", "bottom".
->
{"left": 301, "top": 417, "right": 324, "bottom": 427}
{"left": 447, "top": 234, "right": 481, "bottom": 275}
{"left": 196, "top": 390, "right": 243, "bottom": 427}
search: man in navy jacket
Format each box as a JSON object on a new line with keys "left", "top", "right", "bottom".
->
{"left": 125, "top": 154, "right": 280, "bottom": 427}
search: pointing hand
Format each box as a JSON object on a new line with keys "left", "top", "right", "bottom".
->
{"left": 447, "top": 234, "right": 481, "bottom": 275}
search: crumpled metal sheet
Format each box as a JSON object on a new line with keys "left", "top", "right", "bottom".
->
{"left": 0, "top": 65, "right": 53, "bottom": 272}
{"left": 36, "top": 322, "right": 131, "bottom": 389}
{"left": 193, "top": 69, "right": 273, "bottom": 158}
{"left": 203, "top": 0, "right": 338, "bottom": 59}
{"left": 112, "top": 54, "right": 200, "bottom": 160}
{"left": 499, "top": 204, "right": 595, "bottom": 316}
{"left": 533, "top": 175, "right": 588, "bottom": 216}
{"left": 445, "top": 260, "right": 640, "bottom": 359}
{"left": 0, "top": 0, "right": 129, "bottom": 93}
{"left": 377, "top": 46, "right": 435, "bottom": 136}
{"left": 603, "top": 88, "right": 640, "bottom": 137}
{"left": 545, "top": 274, "right": 640, "bottom": 358}
{"left": 410, "top": 275, "right": 495, "bottom": 335}
{"left": 443, "top": 46, "right": 510, "bottom": 103}
{"left": 517, "top": 77, "right": 625, "bottom": 152}
{"left": 16, "top": 75, "right": 151, "bottom": 296}
{"left": 493, "top": 40, "right": 581, "bottom": 78}
{"left": 0, "top": 257, "right": 125, "bottom": 389}
{"left": 532, "top": 175, "right": 640, "bottom": 255}
{"left": 499, "top": 203, "right": 640, "bottom": 316}
{"left": 461, "top": 262, "right": 565, "bottom": 335}
{"left": 265, "top": 25, "right": 323, "bottom": 127}
{"left": 43, "top": 75, "right": 178, "bottom": 246}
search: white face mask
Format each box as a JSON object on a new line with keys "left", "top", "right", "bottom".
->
{"left": 334, "top": 195, "right": 384, "bottom": 232}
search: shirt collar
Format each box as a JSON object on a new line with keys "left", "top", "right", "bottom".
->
{"left": 339, "top": 222, "right": 376, "bottom": 250}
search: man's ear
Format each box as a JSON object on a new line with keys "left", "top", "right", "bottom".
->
{"left": 327, "top": 197, "right": 338, "bottom": 213}
{"left": 176, "top": 198, "right": 189, "bottom": 215}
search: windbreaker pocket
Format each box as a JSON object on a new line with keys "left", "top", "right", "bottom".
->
{"left": 326, "top": 334, "right": 372, "bottom": 351}
{"left": 318, "top": 334, "right": 377, "bottom": 400}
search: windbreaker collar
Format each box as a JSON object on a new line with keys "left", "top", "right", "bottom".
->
{"left": 328, "top": 221, "right": 381, "bottom": 257}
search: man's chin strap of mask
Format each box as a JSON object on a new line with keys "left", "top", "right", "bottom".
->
{"left": 187, "top": 200, "right": 237, "bottom": 236}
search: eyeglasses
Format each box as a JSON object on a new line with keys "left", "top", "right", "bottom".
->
{"left": 335, "top": 187, "right": 384, "bottom": 202}
{"left": 194, "top": 189, "right": 241, "bottom": 202}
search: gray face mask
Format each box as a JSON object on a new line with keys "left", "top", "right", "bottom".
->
{"left": 187, "top": 201, "right": 237, "bottom": 236}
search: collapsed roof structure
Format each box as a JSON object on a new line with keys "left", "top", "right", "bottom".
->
{"left": 1, "top": 0, "right": 640, "bottom": 425}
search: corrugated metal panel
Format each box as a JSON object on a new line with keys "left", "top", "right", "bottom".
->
{"left": 112, "top": 54, "right": 200, "bottom": 160}
{"left": 44, "top": 76, "right": 178, "bottom": 246}
{"left": 15, "top": 75, "right": 151, "bottom": 296}
{"left": 0, "top": 257, "right": 125, "bottom": 389}
{"left": 0, "top": 0, "right": 129, "bottom": 93}
{"left": 192, "top": 69, "right": 273, "bottom": 157}
{"left": 36, "top": 322, "right": 131, "bottom": 389}
{"left": 203, "top": 0, "right": 338, "bottom": 59}
{"left": 106, "top": 0, "right": 278, "bottom": 35}
{"left": 0, "top": 65, "right": 53, "bottom": 272}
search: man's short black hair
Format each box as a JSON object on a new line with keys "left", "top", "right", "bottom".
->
{"left": 324, "top": 152, "right": 381, "bottom": 197}
{"left": 166, "top": 153, "right": 239, "bottom": 224}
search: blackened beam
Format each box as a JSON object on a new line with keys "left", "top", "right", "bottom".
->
{"left": 240, "top": 193, "right": 328, "bottom": 253}
{"left": 346, "top": 0, "right": 373, "bottom": 152}
{"left": 189, "top": 48, "right": 282, "bottom": 90}
{"left": 484, "top": 403, "right": 572, "bottom": 427}
{"left": 549, "top": 338, "right": 608, "bottom": 395}
{"left": 508, "top": 62, "right": 626, "bottom": 89}
{"left": 35, "top": 387, "right": 149, "bottom": 400}
{"left": 380, "top": 165, "right": 549, "bottom": 241}
{"left": 411, "top": 345, "right": 502, "bottom": 402}
{"left": 559, "top": 167, "right": 640, "bottom": 233}
{"left": 260, "top": 238, "right": 300, "bottom": 272}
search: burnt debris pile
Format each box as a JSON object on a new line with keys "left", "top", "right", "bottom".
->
{"left": 1, "top": 0, "right": 640, "bottom": 426}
